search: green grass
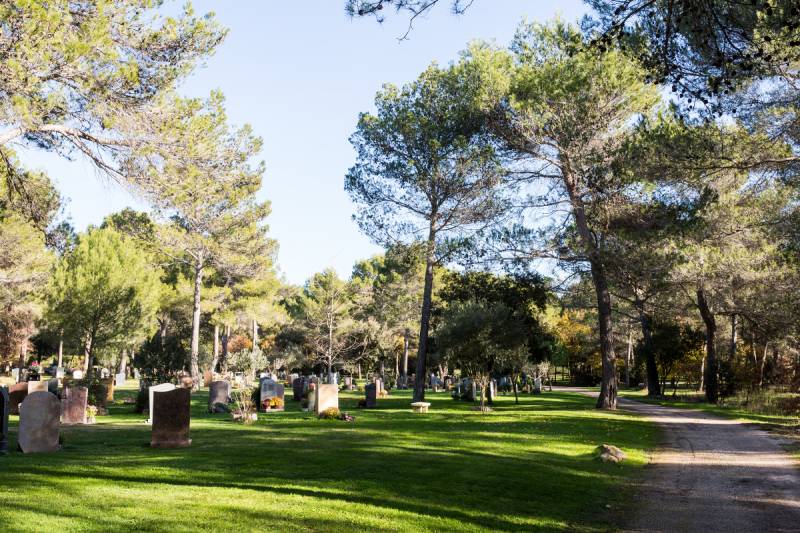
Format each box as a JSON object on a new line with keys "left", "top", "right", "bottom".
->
{"left": 0, "top": 385, "right": 656, "bottom": 532}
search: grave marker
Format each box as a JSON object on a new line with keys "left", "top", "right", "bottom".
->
{"left": 150, "top": 388, "right": 191, "bottom": 448}
{"left": 61, "top": 386, "right": 88, "bottom": 425}
{"left": 365, "top": 383, "right": 377, "bottom": 408}
{"left": 27, "top": 381, "right": 48, "bottom": 394}
{"left": 8, "top": 382, "right": 27, "bottom": 415}
{"left": 147, "top": 383, "right": 176, "bottom": 424}
{"left": 315, "top": 384, "right": 339, "bottom": 415}
{"left": 18, "top": 391, "right": 60, "bottom": 453}
{"left": 208, "top": 381, "right": 230, "bottom": 413}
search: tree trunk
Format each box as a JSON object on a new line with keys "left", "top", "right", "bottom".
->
{"left": 729, "top": 314, "right": 738, "bottom": 361}
{"left": 83, "top": 337, "right": 92, "bottom": 374}
{"left": 759, "top": 342, "right": 769, "bottom": 388}
{"left": 625, "top": 330, "right": 632, "bottom": 388}
{"left": 413, "top": 234, "right": 436, "bottom": 402}
{"left": 699, "top": 354, "right": 705, "bottom": 392}
{"left": 591, "top": 259, "right": 618, "bottom": 409}
{"left": 512, "top": 374, "right": 519, "bottom": 404}
{"left": 119, "top": 348, "right": 128, "bottom": 375}
{"left": 221, "top": 326, "right": 229, "bottom": 374}
{"left": 637, "top": 308, "right": 660, "bottom": 397}
{"left": 57, "top": 335, "right": 63, "bottom": 369}
{"left": 190, "top": 263, "right": 203, "bottom": 390}
{"left": 211, "top": 323, "right": 220, "bottom": 373}
{"left": 17, "top": 339, "right": 27, "bottom": 381}
{"left": 252, "top": 319, "right": 258, "bottom": 349}
{"left": 696, "top": 288, "right": 718, "bottom": 403}
{"left": 159, "top": 317, "right": 168, "bottom": 350}
{"left": 401, "top": 328, "right": 410, "bottom": 388}
{"left": 563, "top": 171, "right": 616, "bottom": 409}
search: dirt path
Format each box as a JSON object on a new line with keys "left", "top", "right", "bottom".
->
{"left": 556, "top": 388, "right": 800, "bottom": 532}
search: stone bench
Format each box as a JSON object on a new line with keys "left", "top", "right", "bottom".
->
{"left": 411, "top": 402, "right": 431, "bottom": 414}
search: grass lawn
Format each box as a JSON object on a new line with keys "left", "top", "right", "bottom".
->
{"left": 1, "top": 386, "right": 656, "bottom": 532}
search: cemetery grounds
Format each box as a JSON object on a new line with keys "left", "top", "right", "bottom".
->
{"left": 0, "top": 383, "right": 656, "bottom": 532}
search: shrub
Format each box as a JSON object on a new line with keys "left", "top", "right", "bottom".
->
{"left": 232, "top": 388, "right": 257, "bottom": 425}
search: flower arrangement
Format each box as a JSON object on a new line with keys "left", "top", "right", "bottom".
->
{"left": 318, "top": 407, "right": 355, "bottom": 422}
{"left": 269, "top": 397, "right": 284, "bottom": 409}
{"left": 261, "top": 396, "right": 284, "bottom": 411}
{"left": 86, "top": 405, "right": 98, "bottom": 424}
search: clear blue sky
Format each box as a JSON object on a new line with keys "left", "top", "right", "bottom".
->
{"left": 17, "top": 1, "right": 588, "bottom": 285}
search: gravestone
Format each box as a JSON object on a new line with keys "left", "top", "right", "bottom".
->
{"left": 18, "top": 391, "right": 60, "bottom": 453}
{"left": 47, "top": 378, "right": 59, "bottom": 396}
{"left": 61, "top": 386, "right": 88, "bottom": 424}
{"left": 27, "top": 380, "right": 48, "bottom": 394}
{"left": 374, "top": 378, "right": 384, "bottom": 396}
{"left": 72, "top": 370, "right": 83, "bottom": 379}
{"left": 365, "top": 383, "right": 377, "bottom": 408}
{"left": 11, "top": 368, "right": 19, "bottom": 381}
{"left": 208, "top": 381, "right": 230, "bottom": 413}
{"left": 533, "top": 377, "right": 542, "bottom": 395}
{"left": 147, "top": 383, "right": 176, "bottom": 424}
{"left": 150, "top": 388, "right": 191, "bottom": 448}
{"left": 102, "top": 377, "right": 115, "bottom": 402}
{"left": 259, "top": 378, "right": 284, "bottom": 411}
{"left": 307, "top": 383, "right": 316, "bottom": 412}
{"left": 315, "top": 384, "right": 338, "bottom": 415}
{"left": 8, "top": 382, "right": 28, "bottom": 415}
{"left": 0, "top": 387, "right": 8, "bottom": 454}
{"left": 115, "top": 373, "right": 126, "bottom": 387}
{"left": 55, "top": 367, "right": 65, "bottom": 379}
{"left": 292, "top": 377, "right": 305, "bottom": 401}
{"left": 203, "top": 370, "right": 213, "bottom": 388}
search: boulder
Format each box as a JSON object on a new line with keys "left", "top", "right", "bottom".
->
{"left": 597, "top": 444, "right": 627, "bottom": 464}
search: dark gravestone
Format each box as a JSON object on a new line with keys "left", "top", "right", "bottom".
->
{"left": 207, "top": 381, "right": 230, "bottom": 413}
{"left": 1, "top": 387, "right": 8, "bottom": 454}
{"left": 18, "top": 391, "right": 60, "bottom": 453}
{"left": 292, "top": 377, "right": 304, "bottom": 401}
{"left": 61, "top": 386, "right": 88, "bottom": 424}
{"left": 151, "top": 388, "right": 191, "bottom": 448}
{"left": 8, "top": 382, "right": 27, "bottom": 415}
{"left": 47, "top": 378, "right": 59, "bottom": 396}
{"left": 365, "top": 383, "right": 377, "bottom": 408}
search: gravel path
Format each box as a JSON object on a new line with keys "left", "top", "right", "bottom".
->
{"left": 557, "top": 388, "right": 800, "bottom": 532}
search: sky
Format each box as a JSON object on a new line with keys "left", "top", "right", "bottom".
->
{"left": 16, "top": 0, "right": 589, "bottom": 285}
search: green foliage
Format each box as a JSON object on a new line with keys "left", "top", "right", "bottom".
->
{"left": 46, "top": 227, "right": 160, "bottom": 365}
{"left": 0, "top": 1, "right": 226, "bottom": 191}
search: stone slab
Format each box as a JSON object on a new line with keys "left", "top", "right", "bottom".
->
{"left": 18, "top": 391, "right": 60, "bottom": 453}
